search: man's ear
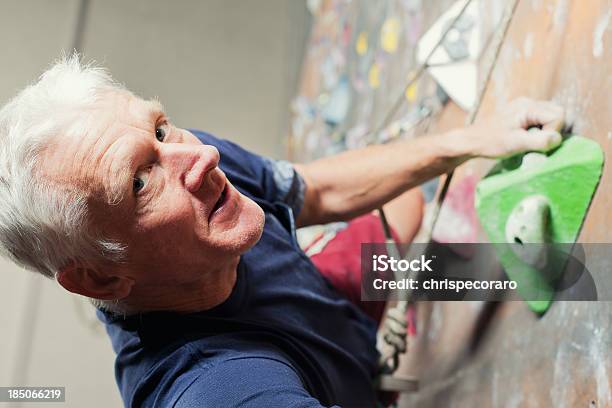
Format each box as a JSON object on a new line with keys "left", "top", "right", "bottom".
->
{"left": 56, "top": 262, "right": 134, "bottom": 300}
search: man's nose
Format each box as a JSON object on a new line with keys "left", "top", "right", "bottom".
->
{"left": 159, "top": 143, "right": 220, "bottom": 192}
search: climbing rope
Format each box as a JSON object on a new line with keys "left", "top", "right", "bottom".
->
{"left": 428, "top": 0, "right": 521, "bottom": 240}
{"left": 376, "top": 0, "right": 521, "bottom": 375}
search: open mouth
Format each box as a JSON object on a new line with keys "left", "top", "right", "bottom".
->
{"left": 210, "top": 183, "right": 228, "bottom": 218}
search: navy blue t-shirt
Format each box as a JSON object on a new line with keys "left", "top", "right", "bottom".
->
{"left": 97, "top": 130, "right": 380, "bottom": 407}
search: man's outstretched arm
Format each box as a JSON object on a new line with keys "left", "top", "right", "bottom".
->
{"left": 294, "top": 98, "right": 564, "bottom": 227}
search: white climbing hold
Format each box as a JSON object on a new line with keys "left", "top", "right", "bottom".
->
{"left": 505, "top": 195, "right": 551, "bottom": 268}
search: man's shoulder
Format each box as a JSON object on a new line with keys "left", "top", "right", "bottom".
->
{"left": 170, "top": 355, "right": 317, "bottom": 408}
{"left": 158, "top": 338, "right": 295, "bottom": 380}
{"left": 144, "top": 340, "right": 303, "bottom": 407}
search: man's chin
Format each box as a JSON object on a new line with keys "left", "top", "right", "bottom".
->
{"left": 237, "top": 198, "right": 265, "bottom": 250}
{"left": 219, "top": 195, "right": 265, "bottom": 254}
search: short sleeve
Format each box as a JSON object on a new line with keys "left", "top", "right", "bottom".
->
{"left": 174, "top": 357, "right": 335, "bottom": 408}
{"left": 261, "top": 158, "right": 306, "bottom": 217}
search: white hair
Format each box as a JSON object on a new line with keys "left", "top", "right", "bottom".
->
{"left": 0, "top": 54, "right": 126, "bottom": 292}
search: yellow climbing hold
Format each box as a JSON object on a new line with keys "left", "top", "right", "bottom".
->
{"left": 380, "top": 17, "right": 400, "bottom": 54}
{"left": 368, "top": 64, "right": 381, "bottom": 89}
{"left": 405, "top": 82, "right": 418, "bottom": 102}
{"left": 356, "top": 31, "right": 368, "bottom": 56}
{"left": 404, "top": 70, "right": 418, "bottom": 102}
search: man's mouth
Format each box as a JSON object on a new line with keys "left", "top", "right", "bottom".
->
{"left": 210, "top": 182, "right": 228, "bottom": 219}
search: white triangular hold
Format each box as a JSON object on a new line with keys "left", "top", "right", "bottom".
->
{"left": 417, "top": 0, "right": 483, "bottom": 111}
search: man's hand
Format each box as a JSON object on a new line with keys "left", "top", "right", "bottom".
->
{"left": 295, "top": 97, "right": 565, "bottom": 227}
{"left": 462, "top": 97, "right": 565, "bottom": 159}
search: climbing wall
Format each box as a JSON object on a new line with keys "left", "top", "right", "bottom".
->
{"left": 402, "top": 0, "right": 611, "bottom": 406}
{"left": 290, "top": 0, "right": 611, "bottom": 406}
{"left": 288, "top": 0, "right": 456, "bottom": 163}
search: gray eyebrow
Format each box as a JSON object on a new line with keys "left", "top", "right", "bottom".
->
{"left": 144, "top": 99, "right": 165, "bottom": 123}
{"left": 104, "top": 139, "right": 135, "bottom": 206}
{"left": 107, "top": 164, "right": 131, "bottom": 206}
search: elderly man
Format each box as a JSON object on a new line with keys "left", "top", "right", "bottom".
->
{"left": 0, "top": 56, "right": 564, "bottom": 407}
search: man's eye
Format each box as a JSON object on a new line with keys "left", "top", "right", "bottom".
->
{"left": 155, "top": 126, "right": 167, "bottom": 142}
{"left": 133, "top": 169, "right": 150, "bottom": 193}
{"left": 133, "top": 177, "right": 145, "bottom": 193}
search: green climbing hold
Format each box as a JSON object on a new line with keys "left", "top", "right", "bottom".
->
{"left": 475, "top": 136, "right": 604, "bottom": 314}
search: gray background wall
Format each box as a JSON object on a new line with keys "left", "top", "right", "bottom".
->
{"left": 0, "top": 1, "right": 310, "bottom": 407}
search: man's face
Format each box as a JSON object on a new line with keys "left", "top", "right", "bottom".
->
{"left": 43, "top": 90, "right": 265, "bottom": 287}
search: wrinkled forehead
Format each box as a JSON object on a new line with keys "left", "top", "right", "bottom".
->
{"left": 94, "top": 91, "right": 165, "bottom": 196}
{"left": 95, "top": 89, "right": 164, "bottom": 127}
{"left": 39, "top": 90, "right": 164, "bottom": 203}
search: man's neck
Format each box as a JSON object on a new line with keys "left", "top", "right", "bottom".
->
{"left": 119, "top": 257, "right": 240, "bottom": 314}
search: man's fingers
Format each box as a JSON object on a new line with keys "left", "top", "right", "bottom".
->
{"left": 521, "top": 100, "right": 565, "bottom": 132}
{"left": 516, "top": 129, "right": 562, "bottom": 153}
{"left": 542, "top": 107, "right": 565, "bottom": 132}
